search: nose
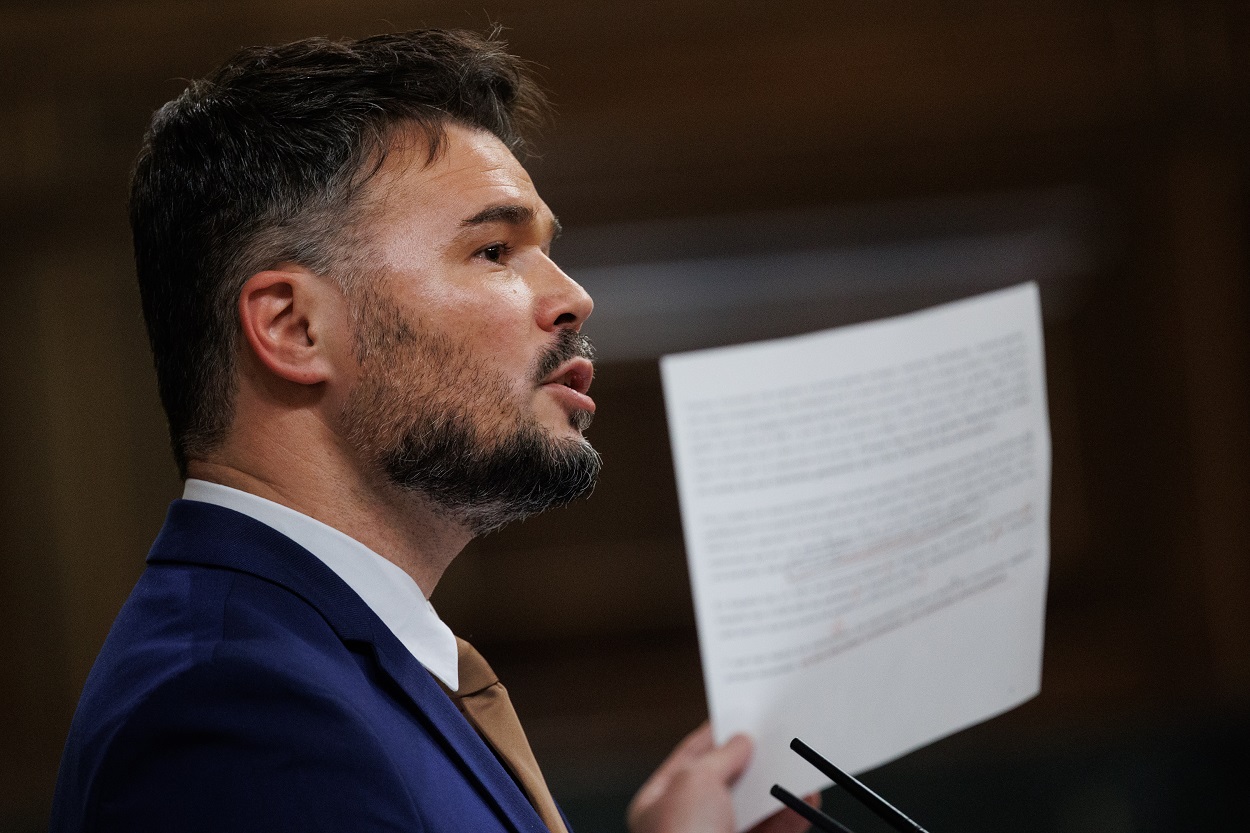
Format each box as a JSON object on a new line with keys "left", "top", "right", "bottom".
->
{"left": 535, "top": 255, "right": 593, "bottom": 332}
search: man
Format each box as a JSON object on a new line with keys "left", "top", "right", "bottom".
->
{"left": 51, "top": 30, "right": 811, "bottom": 833}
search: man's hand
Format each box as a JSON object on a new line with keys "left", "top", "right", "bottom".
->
{"left": 627, "top": 723, "right": 818, "bottom": 833}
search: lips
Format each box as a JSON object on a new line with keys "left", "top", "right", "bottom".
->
{"left": 540, "top": 357, "right": 594, "bottom": 396}
{"left": 534, "top": 332, "right": 596, "bottom": 425}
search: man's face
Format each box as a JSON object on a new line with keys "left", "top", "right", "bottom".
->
{"left": 337, "top": 122, "right": 600, "bottom": 533}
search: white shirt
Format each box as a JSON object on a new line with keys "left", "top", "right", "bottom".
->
{"left": 182, "top": 479, "right": 459, "bottom": 690}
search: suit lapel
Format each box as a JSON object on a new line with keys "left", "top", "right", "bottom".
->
{"left": 367, "top": 636, "right": 550, "bottom": 833}
{"left": 148, "top": 500, "right": 551, "bottom": 833}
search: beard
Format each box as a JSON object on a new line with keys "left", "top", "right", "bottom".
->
{"left": 339, "top": 293, "right": 601, "bottom": 536}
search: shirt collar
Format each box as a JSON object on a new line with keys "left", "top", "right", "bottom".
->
{"left": 182, "top": 478, "right": 459, "bottom": 690}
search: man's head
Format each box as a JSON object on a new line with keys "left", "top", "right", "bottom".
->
{"left": 133, "top": 29, "right": 545, "bottom": 474}
{"left": 133, "top": 30, "right": 600, "bottom": 529}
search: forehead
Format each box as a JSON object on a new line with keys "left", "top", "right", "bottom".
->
{"left": 362, "top": 122, "right": 547, "bottom": 235}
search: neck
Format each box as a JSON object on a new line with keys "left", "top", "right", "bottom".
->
{"left": 187, "top": 445, "right": 471, "bottom": 598}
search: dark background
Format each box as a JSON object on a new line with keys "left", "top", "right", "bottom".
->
{"left": 2, "top": 2, "right": 1248, "bottom": 831}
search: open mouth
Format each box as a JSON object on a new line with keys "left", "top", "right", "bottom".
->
{"left": 541, "top": 357, "right": 594, "bottom": 396}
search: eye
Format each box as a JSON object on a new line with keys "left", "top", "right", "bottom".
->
{"left": 479, "top": 243, "right": 511, "bottom": 263}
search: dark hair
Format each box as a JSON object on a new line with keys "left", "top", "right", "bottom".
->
{"left": 130, "top": 29, "right": 548, "bottom": 477}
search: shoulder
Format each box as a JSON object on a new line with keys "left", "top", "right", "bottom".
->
{"left": 53, "top": 509, "right": 493, "bottom": 833}
{"left": 54, "top": 553, "right": 429, "bottom": 833}
{"left": 59, "top": 649, "right": 427, "bottom": 833}
{"left": 74, "top": 558, "right": 349, "bottom": 724}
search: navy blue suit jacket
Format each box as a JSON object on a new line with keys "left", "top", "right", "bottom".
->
{"left": 52, "top": 499, "right": 558, "bottom": 832}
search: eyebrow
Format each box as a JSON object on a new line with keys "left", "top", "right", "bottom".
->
{"left": 460, "top": 204, "right": 562, "bottom": 241}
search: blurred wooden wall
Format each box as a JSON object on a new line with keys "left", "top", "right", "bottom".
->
{"left": 2, "top": 1, "right": 1248, "bottom": 830}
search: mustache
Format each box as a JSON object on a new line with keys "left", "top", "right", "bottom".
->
{"left": 534, "top": 330, "right": 596, "bottom": 383}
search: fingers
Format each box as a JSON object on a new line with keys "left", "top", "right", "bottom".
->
{"left": 701, "top": 733, "right": 753, "bottom": 783}
{"left": 640, "top": 724, "right": 752, "bottom": 799}
{"left": 627, "top": 724, "right": 757, "bottom": 833}
{"left": 658, "top": 722, "right": 716, "bottom": 777}
{"left": 631, "top": 724, "right": 712, "bottom": 819}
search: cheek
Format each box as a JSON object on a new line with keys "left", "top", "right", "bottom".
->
{"left": 445, "top": 281, "right": 536, "bottom": 347}
{"left": 388, "top": 269, "right": 540, "bottom": 390}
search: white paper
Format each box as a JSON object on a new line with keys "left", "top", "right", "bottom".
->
{"left": 660, "top": 282, "right": 1050, "bottom": 831}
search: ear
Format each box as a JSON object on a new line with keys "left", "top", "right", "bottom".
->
{"left": 237, "top": 265, "right": 345, "bottom": 386}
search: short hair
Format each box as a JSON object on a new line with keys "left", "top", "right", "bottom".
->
{"left": 130, "top": 29, "right": 548, "bottom": 477}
